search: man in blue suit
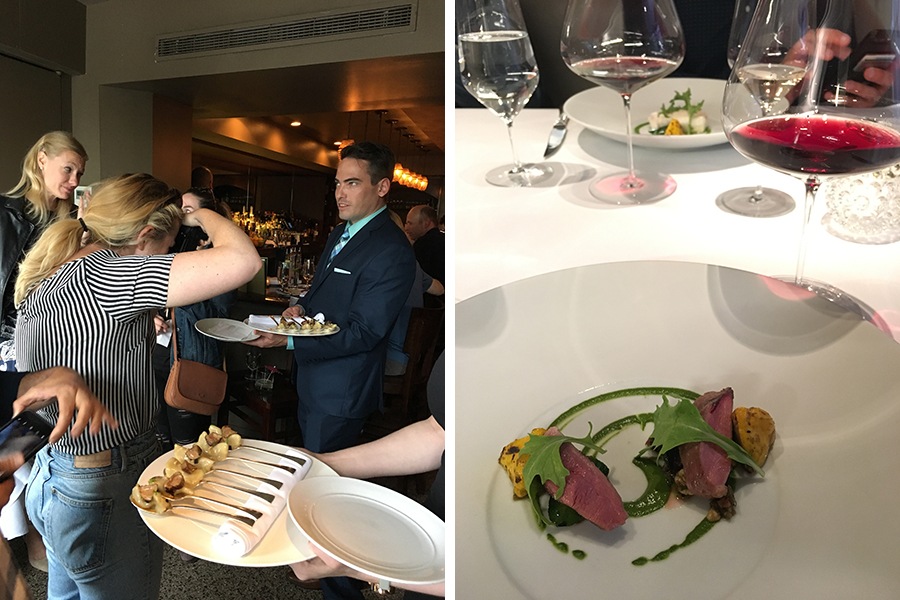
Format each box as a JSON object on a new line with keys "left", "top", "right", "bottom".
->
{"left": 247, "top": 142, "right": 416, "bottom": 454}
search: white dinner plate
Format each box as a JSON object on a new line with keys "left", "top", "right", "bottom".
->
{"left": 194, "top": 318, "right": 259, "bottom": 342}
{"left": 287, "top": 477, "right": 445, "bottom": 585}
{"left": 134, "top": 440, "right": 336, "bottom": 567}
{"left": 244, "top": 317, "right": 339, "bottom": 337}
{"left": 456, "top": 261, "right": 900, "bottom": 599}
{"left": 564, "top": 78, "right": 729, "bottom": 149}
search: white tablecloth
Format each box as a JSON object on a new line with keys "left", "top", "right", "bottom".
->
{"left": 454, "top": 107, "right": 900, "bottom": 341}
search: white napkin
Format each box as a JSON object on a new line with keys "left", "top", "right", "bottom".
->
{"left": 247, "top": 314, "right": 284, "bottom": 329}
{"left": 211, "top": 448, "right": 312, "bottom": 557}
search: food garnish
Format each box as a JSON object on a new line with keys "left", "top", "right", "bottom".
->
{"left": 634, "top": 88, "right": 711, "bottom": 136}
{"left": 640, "top": 394, "right": 763, "bottom": 476}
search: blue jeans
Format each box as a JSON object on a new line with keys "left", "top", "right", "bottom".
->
{"left": 25, "top": 429, "right": 163, "bottom": 600}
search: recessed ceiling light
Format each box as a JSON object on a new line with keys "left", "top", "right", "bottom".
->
{"left": 333, "top": 141, "right": 342, "bottom": 146}
{"left": 290, "top": 120, "right": 301, "bottom": 127}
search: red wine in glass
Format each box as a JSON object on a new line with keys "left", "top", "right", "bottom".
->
{"left": 730, "top": 114, "right": 900, "bottom": 175}
{"left": 561, "top": 0, "right": 685, "bottom": 205}
{"left": 566, "top": 56, "right": 680, "bottom": 95}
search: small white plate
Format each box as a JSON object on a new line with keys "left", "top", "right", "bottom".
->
{"left": 134, "top": 440, "right": 336, "bottom": 567}
{"left": 564, "top": 77, "right": 729, "bottom": 149}
{"left": 288, "top": 477, "right": 445, "bottom": 585}
{"left": 194, "top": 318, "right": 259, "bottom": 342}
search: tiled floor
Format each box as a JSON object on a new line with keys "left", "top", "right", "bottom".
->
{"left": 11, "top": 536, "right": 398, "bottom": 600}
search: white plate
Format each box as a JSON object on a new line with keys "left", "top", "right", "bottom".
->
{"left": 564, "top": 78, "right": 728, "bottom": 149}
{"left": 194, "top": 318, "right": 259, "bottom": 342}
{"left": 244, "top": 317, "right": 339, "bottom": 337}
{"left": 287, "top": 477, "right": 445, "bottom": 585}
{"left": 134, "top": 440, "right": 336, "bottom": 567}
{"left": 457, "top": 261, "right": 900, "bottom": 599}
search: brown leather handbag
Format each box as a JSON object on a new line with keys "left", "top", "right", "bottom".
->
{"left": 163, "top": 309, "right": 228, "bottom": 416}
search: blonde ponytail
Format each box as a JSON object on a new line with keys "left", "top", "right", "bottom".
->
{"left": 14, "top": 219, "right": 84, "bottom": 305}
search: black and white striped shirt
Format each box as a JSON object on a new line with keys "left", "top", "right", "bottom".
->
{"left": 15, "top": 249, "right": 174, "bottom": 454}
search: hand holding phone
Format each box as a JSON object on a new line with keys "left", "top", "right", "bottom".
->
{"left": 847, "top": 29, "right": 899, "bottom": 84}
{"left": 0, "top": 412, "right": 53, "bottom": 482}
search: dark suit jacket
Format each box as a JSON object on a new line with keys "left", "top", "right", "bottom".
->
{"left": 293, "top": 209, "right": 416, "bottom": 418}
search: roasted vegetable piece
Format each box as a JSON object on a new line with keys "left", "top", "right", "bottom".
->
{"left": 732, "top": 407, "right": 776, "bottom": 467}
{"left": 498, "top": 428, "right": 546, "bottom": 498}
{"left": 664, "top": 119, "right": 684, "bottom": 135}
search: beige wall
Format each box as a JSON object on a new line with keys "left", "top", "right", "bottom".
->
{"left": 0, "top": 0, "right": 84, "bottom": 187}
{"left": 73, "top": 0, "right": 444, "bottom": 184}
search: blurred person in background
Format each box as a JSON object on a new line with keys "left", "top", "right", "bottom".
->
{"left": 386, "top": 210, "right": 443, "bottom": 376}
{"left": 152, "top": 187, "right": 237, "bottom": 451}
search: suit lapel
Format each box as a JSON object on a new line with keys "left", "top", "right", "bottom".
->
{"left": 307, "top": 215, "right": 381, "bottom": 297}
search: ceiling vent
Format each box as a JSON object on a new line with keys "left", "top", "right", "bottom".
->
{"left": 156, "top": 3, "right": 416, "bottom": 60}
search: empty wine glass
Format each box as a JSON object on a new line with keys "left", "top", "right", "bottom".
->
{"left": 300, "top": 258, "right": 315, "bottom": 286}
{"left": 245, "top": 350, "right": 261, "bottom": 381}
{"left": 458, "top": 0, "right": 552, "bottom": 187}
{"left": 715, "top": 0, "right": 796, "bottom": 217}
{"left": 723, "top": 0, "right": 900, "bottom": 315}
{"left": 561, "top": 0, "right": 685, "bottom": 204}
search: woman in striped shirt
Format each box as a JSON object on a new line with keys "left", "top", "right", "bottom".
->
{"left": 13, "top": 173, "right": 260, "bottom": 600}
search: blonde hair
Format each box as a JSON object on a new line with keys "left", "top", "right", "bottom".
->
{"left": 15, "top": 173, "right": 182, "bottom": 305}
{"left": 6, "top": 131, "right": 89, "bottom": 226}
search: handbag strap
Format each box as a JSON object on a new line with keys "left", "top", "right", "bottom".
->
{"left": 169, "top": 307, "right": 179, "bottom": 361}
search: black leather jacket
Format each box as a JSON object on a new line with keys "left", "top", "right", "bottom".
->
{"left": 0, "top": 195, "right": 37, "bottom": 341}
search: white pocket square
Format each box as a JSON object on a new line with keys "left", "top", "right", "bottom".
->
{"left": 334, "top": 267, "right": 352, "bottom": 275}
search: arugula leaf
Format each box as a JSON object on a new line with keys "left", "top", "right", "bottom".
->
{"left": 640, "top": 396, "right": 764, "bottom": 476}
{"left": 521, "top": 427, "right": 606, "bottom": 527}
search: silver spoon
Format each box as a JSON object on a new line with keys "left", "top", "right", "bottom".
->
{"left": 198, "top": 479, "right": 275, "bottom": 503}
{"left": 223, "top": 455, "right": 296, "bottom": 474}
{"left": 211, "top": 467, "right": 283, "bottom": 490}
{"left": 236, "top": 444, "right": 308, "bottom": 467}
{"left": 177, "top": 495, "right": 263, "bottom": 520}
{"left": 170, "top": 504, "right": 256, "bottom": 527}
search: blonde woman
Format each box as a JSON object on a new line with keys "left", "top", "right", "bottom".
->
{"left": 0, "top": 131, "right": 88, "bottom": 570}
{"left": 1, "top": 131, "right": 88, "bottom": 354}
{"left": 14, "top": 173, "right": 260, "bottom": 600}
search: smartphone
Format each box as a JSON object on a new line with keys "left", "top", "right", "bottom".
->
{"left": 847, "top": 29, "right": 899, "bottom": 83}
{"left": 74, "top": 185, "right": 92, "bottom": 208}
{"left": 0, "top": 411, "right": 53, "bottom": 481}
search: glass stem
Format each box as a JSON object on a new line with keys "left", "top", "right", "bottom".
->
{"left": 621, "top": 94, "right": 636, "bottom": 181}
{"left": 750, "top": 185, "right": 765, "bottom": 204}
{"left": 506, "top": 121, "right": 523, "bottom": 174}
{"left": 794, "top": 176, "right": 820, "bottom": 286}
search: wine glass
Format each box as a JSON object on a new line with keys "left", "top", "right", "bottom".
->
{"left": 245, "top": 350, "right": 261, "bottom": 381}
{"left": 561, "top": 0, "right": 685, "bottom": 204}
{"left": 723, "top": 0, "right": 900, "bottom": 314}
{"left": 457, "top": 0, "right": 553, "bottom": 187}
{"left": 300, "top": 258, "right": 315, "bottom": 286}
{"left": 715, "top": 0, "right": 796, "bottom": 218}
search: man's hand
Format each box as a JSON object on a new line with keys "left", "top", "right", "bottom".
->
{"left": 15, "top": 367, "right": 117, "bottom": 443}
{"left": 242, "top": 331, "right": 288, "bottom": 348}
{"left": 290, "top": 543, "right": 358, "bottom": 582}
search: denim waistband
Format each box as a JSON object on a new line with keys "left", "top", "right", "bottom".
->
{"left": 49, "top": 428, "right": 159, "bottom": 472}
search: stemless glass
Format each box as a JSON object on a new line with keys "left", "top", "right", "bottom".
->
{"left": 561, "top": 0, "right": 685, "bottom": 204}
{"left": 715, "top": 0, "right": 796, "bottom": 217}
{"left": 457, "top": 0, "right": 552, "bottom": 187}
{"left": 723, "top": 0, "right": 900, "bottom": 312}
